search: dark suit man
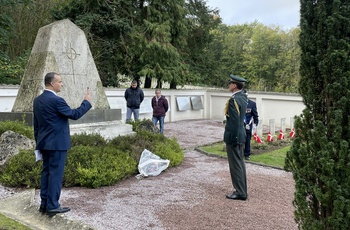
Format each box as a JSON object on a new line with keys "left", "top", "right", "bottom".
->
{"left": 34, "top": 72, "right": 92, "bottom": 215}
{"left": 223, "top": 74, "right": 248, "bottom": 200}
{"left": 243, "top": 91, "right": 259, "bottom": 160}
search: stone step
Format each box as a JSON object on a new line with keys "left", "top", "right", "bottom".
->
{"left": 0, "top": 190, "right": 93, "bottom": 230}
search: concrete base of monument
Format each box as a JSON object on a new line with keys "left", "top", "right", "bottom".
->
{"left": 0, "top": 109, "right": 123, "bottom": 127}
{"left": 0, "top": 109, "right": 134, "bottom": 139}
{"left": 70, "top": 120, "right": 135, "bottom": 139}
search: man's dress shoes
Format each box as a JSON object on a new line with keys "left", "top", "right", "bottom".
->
{"left": 226, "top": 193, "right": 247, "bottom": 200}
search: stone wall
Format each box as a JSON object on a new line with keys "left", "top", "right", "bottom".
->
{"left": 0, "top": 86, "right": 305, "bottom": 128}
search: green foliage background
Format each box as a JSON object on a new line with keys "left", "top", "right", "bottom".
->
{"left": 0, "top": 0, "right": 301, "bottom": 92}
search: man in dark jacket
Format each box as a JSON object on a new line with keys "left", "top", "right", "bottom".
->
{"left": 223, "top": 74, "right": 248, "bottom": 201}
{"left": 124, "top": 80, "right": 144, "bottom": 122}
{"left": 151, "top": 89, "right": 168, "bottom": 133}
{"left": 243, "top": 90, "right": 259, "bottom": 160}
{"left": 34, "top": 72, "right": 92, "bottom": 215}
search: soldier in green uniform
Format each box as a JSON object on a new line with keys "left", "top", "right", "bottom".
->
{"left": 223, "top": 74, "right": 248, "bottom": 200}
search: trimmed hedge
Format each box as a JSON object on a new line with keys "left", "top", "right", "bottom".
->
{"left": 0, "top": 150, "right": 41, "bottom": 187}
{"left": 107, "top": 130, "right": 183, "bottom": 167}
{"left": 0, "top": 120, "right": 34, "bottom": 139}
{"left": 64, "top": 146, "right": 137, "bottom": 188}
{"left": 0, "top": 120, "right": 184, "bottom": 188}
{"left": 71, "top": 132, "right": 107, "bottom": 147}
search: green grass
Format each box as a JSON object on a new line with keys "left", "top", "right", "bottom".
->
{"left": 250, "top": 146, "right": 290, "bottom": 168}
{"left": 0, "top": 213, "right": 31, "bottom": 230}
{"left": 200, "top": 142, "right": 227, "bottom": 157}
{"left": 199, "top": 142, "right": 290, "bottom": 168}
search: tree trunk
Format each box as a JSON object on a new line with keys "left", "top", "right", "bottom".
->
{"left": 156, "top": 79, "right": 162, "bottom": 89}
{"left": 170, "top": 81, "right": 177, "bottom": 89}
{"left": 144, "top": 76, "right": 152, "bottom": 88}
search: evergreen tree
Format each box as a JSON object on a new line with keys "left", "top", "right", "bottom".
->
{"left": 0, "top": 0, "right": 54, "bottom": 84}
{"left": 181, "top": 0, "right": 221, "bottom": 88}
{"left": 285, "top": 0, "right": 350, "bottom": 229}
{"left": 133, "top": 0, "right": 189, "bottom": 89}
{"left": 52, "top": 0, "right": 197, "bottom": 88}
{"left": 53, "top": 0, "right": 134, "bottom": 87}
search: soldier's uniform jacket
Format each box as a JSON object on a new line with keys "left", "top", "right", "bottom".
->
{"left": 244, "top": 99, "right": 259, "bottom": 130}
{"left": 224, "top": 90, "right": 248, "bottom": 146}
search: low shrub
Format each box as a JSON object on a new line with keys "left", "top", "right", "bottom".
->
{"left": 128, "top": 118, "right": 159, "bottom": 133}
{"left": 0, "top": 127, "right": 184, "bottom": 188}
{"left": 71, "top": 132, "right": 106, "bottom": 147}
{"left": 64, "top": 146, "right": 137, "bottom": 188}
{"left": 0, "top": 120, "right": 34, "bottom": 139}
{"left": 153, "top": 138, "right": 183, "bottom": 167}
{"left": 108, "top": 130, "right": 183, "bottom": 165}
{"left": 0, "top": 150, "right": 41, "bottom": 188}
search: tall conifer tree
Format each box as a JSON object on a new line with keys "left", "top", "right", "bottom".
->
{"left": 285, "top": 0, "right": 350, "bottom": 229}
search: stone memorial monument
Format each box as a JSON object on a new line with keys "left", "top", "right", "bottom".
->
{"left": 12, "top": 19, "right": 109, "bottom": 112}
{"left": 2, "top": 19, "right": 132, "bottom": 138}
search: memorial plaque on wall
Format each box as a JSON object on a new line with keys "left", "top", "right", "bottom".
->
{"left": 140, "top": 98, "right": 153, "bottom": 114}
{"left": 176, "top": 97, "right": 191, "bottom": 111}
{"left": 190, "top": 96, "right": 204, "bottom": 110}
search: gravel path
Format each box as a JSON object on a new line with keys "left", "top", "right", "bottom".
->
{"left": 2, "top": 119, "right": 297, "bottom": 229}
{"left": 0, "top": 184, "right": 17, "bottom": 200}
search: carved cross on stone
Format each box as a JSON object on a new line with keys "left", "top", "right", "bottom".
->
{"left": 62, "top": 43, "right": 80, "bottom": 84}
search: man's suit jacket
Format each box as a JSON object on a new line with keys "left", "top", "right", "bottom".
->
{"left": 224, "top": 90, "right": 248, "bottom": 146}
{"left": 245, "top": 99, "right": 259, "bottom": 128}
{"left": 33, "top": 90, "right": 92, "bottom": 151}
